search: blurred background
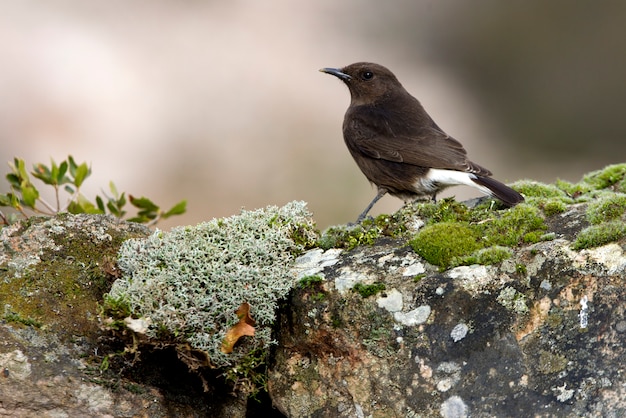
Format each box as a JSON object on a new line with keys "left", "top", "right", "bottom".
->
{"left": 1, "top": 0, "right": 625, "bottom": 230}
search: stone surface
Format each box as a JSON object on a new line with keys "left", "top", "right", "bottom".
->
{"left": 268, "top": 203, "right": 626, "bottom": 417}
{"left": 2, "top": 183, "right": 626, "bottom": 417}
{"left": 0, "top": 214, "right": 257, "bottom": 417}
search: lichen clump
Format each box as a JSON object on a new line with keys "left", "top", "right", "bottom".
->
{"left": 105, "top": 201, "right": 316, "bottom": 368}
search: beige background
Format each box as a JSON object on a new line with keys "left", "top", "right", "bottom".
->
{"left": 1, "top": 1, "right": 625, "bottom": 229}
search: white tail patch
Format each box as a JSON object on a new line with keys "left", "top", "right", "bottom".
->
{"left": 415, "top": 168, "right": 492, "bottom": 196}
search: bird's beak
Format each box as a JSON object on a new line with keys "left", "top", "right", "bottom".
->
{"left": 319, "top": 67, "right": 351, "bottom": 81}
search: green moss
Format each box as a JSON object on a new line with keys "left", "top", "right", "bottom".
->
{"left": 572, "top": 221, "right": 626, "bottom": 250}
{"left": 413, "top": 273, "right": 426, "bottom": 282}
{"left": 509, "top": 180, "right": 576, "bottom": 217}
{"left": 541, "top": 199, "right": 568, "bottom": 216}
{"left": 515, "top": 264, "right": 527, "bottom": 275}
{"left": 298, "top": 275, "right": 323, "bottom": 289}
{"left": 410, "top": 222, "right": 481, "bottom": 268}
{"left": 483, "top": 204, "right": 547, "bottom": 247}
{"left": 554, "top": 179, "right": 588, "bottom": 196}
{"left": 585, "top": 194, "right": 626, "bottom": 224}
{"left": 456, "top": 245, "right": 513, "bottom": 267}
{"left": 415, "top": 198, "right": 471, "bottom": 224}
{"left": 511, "top": 180, "right": 569, "bottom": 199}
{"left": 582, "top": 163, "right": 626, "bottom": 191}
{"left": 2, "top": 311, "right": 43, "bottom": 328}
{"left": 353, "top": 282, "right": 386, "bottom": 298}
{"left": 0, "top": 214, "right": 149, "bottom": 338}
{"left": 318, "top": 224, "right": 381, "bottom": 250}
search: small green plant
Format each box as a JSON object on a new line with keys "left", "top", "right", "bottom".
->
{"left": 3, "top": 311, "right": 43, "bottom": 328}
{"left": 317, "top": 224, "right": 382, "bottom": 250}
{"left": 0, "top": 156, "right": 186, "bottom": 226}
{"left": 298, "top": 275, "right": 324, "bottom": 289}
{"left": 353, "top": 282, "right": 386, "bottom": 298}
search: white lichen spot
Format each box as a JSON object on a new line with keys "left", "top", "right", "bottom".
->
{"left": 437, "top": 378, "right": 454, "bottom": 392}
{"left": 407, "top": 218, "right": 425, "bottom": 232}
{"left": 519, "top": 374, "right": 529, "bottom": 387}
{"left": 402, "top": 262, "right": 425, "bottom": 277}
{"left": 416, "top": 357, "right": 433, "bottom": 379}
{"left": 579, "top": 243, "right": 626, "bottom": 275}
{"left": 450, "top": 323, "right": 469, "bottom": 342}
{"left": 354, "top": 403, "right": 364, "bottom": 418}
{"left": 446, "top": 265, "right": 492, "bottom": 293}
{"left": 377, "top": 253, "right": 394, "bottom": 266}
{"left": 0, "top": 350, "right": 32, "bottom": 380}
{"left": 376, "top": 288, "right": 403, "bottom": 312}
{"left": 440, "top": 395, "right": 468, "bottom": 418}
{"left": 579, "top": 295, "right": 589, "bottom": 329}
{"left": 540, "top": 279, "right": 552, "bottom": 291}
{"left": 293, "top": 248, "right": 342, "bottom": 278}
{"left": 394, "top": 305, "right": 431, "bottom": 326}
{"left": 554, "top": 382, "right": 575, "bottom": 402}
{"left": 76, "top": 383, "right": 114, "bottom": 412}
{"left": 335, "top": 267, "right": 370, "bottom": 294}
{"left": 436, "top": 286, "right": 445, "bottom": 295}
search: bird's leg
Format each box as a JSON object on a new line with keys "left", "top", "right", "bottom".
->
{"left": 356, "top": 189, "right": 387, "bottom": 223}
{"left": 431, "top": 193, "right": 438, "bottom": 203}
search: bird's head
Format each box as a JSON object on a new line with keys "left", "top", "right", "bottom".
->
{"left": 320, "top": 62, "right": 404, "bottom": 105}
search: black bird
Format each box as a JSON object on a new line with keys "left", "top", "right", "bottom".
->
{"left": 320, "top": 62, "right": 524, "bottom": 222}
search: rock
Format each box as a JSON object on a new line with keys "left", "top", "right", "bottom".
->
{"left": 268, "top": 200, "right": 626, "bottom": 417}
{"left": 0, "top": 214, "right": 251, "bottom": 417}
{"left": 2, "top": 164, "right": 626, "bottom": 417}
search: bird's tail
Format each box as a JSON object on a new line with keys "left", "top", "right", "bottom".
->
{"left": 471, "top": 176, "right": 524, "bottom": 207}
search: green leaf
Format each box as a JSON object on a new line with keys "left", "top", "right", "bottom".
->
{"left": 117, "top": 192, "right": 126, "bottom": 208}
{"left": 73, "top": 163, "right": 90, "bottom": 188}
{"left": 95, "top": 195, "right": 105, "bottom": 212}
{"left": 0, "top": 194, "right": 12, "bottom": 206}
{"left": 57, "top": 161, "right": 69, "bottom": 184}
{"left": 109, "top": 181, "right": 119, "bottom": 198}
{"left": 135, "top": 209, "right": 157, "bottom": 219}
{"left": 21, "top": 183, "right": 39, "bottom": 208}
{"left": 127, "top": 215, "right": 151, "bottom": 223}
{"left": 6, "top": 173, "right": 20, "bottom": 189}
{"left": 163, "top": 200, "right": 187, "bottom": 218}
{"left": 129, "top": 195, "right": 159, "bottom": 211}
{"left": 8, "top": 192, "right": 20, "bottom": 209}
{"left": 15, "top": 158, "right": 29, "bottom": 181}
{"left": 106, "top": 200, "right": 125, "bottom": 217}
{"left": 68, "top": 194, "right": 102, "bottom": 215}
{"left": 68, "top": 155, "right": 78, "bottom": 176}
{"left": 32, "top": 162, "right": 54, "bottom": 185}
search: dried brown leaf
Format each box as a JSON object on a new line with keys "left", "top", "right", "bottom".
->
{"left": 220, "top": 302, "right": 256, "bottom": 354}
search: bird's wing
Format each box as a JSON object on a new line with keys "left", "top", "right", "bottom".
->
{"left": 354, "top": 128, "right": 492, "bottom": 176}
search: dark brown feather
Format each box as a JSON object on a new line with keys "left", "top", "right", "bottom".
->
{"left": 321, "top": 62, "right": 523, "bottom": 221}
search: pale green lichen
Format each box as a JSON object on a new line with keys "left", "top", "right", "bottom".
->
{"left": 497, "top": 286, "right": 529, "bottom": 314}
{"left": 105, "top": 201, "right": 317, "bottom": 368}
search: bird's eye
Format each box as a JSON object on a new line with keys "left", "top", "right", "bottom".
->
{"left": 361, "top": 71, "right": 374, "bottom": 80}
